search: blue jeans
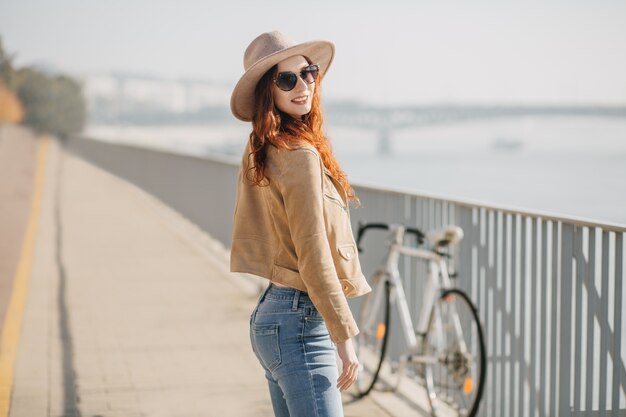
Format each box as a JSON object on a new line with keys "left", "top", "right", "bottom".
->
{"left": 250, "top": 283, "right": 344, "bottom": 417}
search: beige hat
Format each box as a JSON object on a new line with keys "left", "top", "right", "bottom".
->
{"left": 230, "top": 31, "right": 335, "bottom": 122}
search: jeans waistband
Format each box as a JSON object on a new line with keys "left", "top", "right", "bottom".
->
{"left": 261, "top": 283, "right": 312, "bottom": 311}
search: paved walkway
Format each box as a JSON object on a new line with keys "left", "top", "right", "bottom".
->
{"left": 0, "top": 125, "right": 38, "bottom": 336}
{"left": 2, "top": 127, "right": 431, "bottom": 416}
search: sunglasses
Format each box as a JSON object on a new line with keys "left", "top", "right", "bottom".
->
{"left": 273, "top": 64, "right": 320, "bottom": 91}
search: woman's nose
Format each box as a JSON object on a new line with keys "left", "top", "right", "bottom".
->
{"left": 294, "top": 75, "right": 310, "bottom": 92}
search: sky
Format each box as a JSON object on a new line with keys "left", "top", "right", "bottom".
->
{"left": 1, "top": 0, "right": 625, "bottom": 106}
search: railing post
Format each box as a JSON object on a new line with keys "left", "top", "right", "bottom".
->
{"left": 611, "top": 232, "right": 623, "bottom": 416}
{"left": 559, "top": 223, "right": 575, "bottom": 416}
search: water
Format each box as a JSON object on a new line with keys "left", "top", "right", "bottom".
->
{"left": 85, "top": 116, "right": 626, "bottom": 225}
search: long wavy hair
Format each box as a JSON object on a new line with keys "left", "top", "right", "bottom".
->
{"left": 245, "top": 58, "right": 360, "bottom": 207}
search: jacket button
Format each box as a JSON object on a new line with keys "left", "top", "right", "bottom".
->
{"left": 345, "top": 252, "right": 352, "bottom": 259}
{"left": 343, "top": 285, "right": 349, "bottom": 291}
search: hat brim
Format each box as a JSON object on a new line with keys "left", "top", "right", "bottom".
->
{"left": 230, "top": 40, "right": 335, "bottom": 122}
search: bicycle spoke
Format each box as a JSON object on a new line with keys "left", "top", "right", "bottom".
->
{"left": 422, "top": 289, "right": 486, "bottom": 417}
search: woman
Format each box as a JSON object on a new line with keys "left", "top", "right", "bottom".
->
{"left": 229, "top": 31, "right": 372, "bottom": 416}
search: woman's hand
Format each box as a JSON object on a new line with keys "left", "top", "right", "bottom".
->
{"left": 335, "top": 338, "right": 359, "bottom": 392}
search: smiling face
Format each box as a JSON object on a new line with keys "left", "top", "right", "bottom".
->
{"left": 272, "top": 55, "right": 315, "bottom": 119}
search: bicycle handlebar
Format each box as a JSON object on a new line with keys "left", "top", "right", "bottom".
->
{"left": 356, "top": 221, "right": 426, "bottom": 253}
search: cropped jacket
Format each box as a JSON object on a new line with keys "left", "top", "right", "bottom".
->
{"left": 230, "top": 141, "right": 372, "bottom": 343}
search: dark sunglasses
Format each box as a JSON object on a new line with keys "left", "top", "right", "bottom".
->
{"left": 273, "top": 64, "right": 320, "bottom": 91}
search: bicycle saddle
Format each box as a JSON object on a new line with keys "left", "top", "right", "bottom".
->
{"left": 426, "top": 225, "right": 464, "bottom": 248}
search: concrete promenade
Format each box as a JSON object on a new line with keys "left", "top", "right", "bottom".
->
{"left": 1, "top": 125, "right": 430, "bottom": 417}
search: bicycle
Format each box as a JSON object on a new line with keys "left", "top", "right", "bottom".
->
{"left": 354, "top": 221, "right": 487, "bottom": 417}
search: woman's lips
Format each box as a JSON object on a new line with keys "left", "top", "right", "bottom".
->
{"left": 291, "top": 95, "right": 309, "bottom": 105}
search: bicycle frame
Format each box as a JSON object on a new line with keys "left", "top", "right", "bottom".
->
{"left": 373, "top": 224, "right": 460, "bottom": 357}
{"left": 357, "top": 222, "right": 486, "bottom": 414}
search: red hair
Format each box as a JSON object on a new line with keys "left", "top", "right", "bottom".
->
{"left": 246, "top": 60, "right": 359, "bottom": 207}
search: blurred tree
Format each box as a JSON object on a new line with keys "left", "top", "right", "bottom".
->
{"left": 15, "top": 68, "right": 86, "bottom": 138}
{"left": 0, "top": 37, "right": 24, "bottom": 123}
{"left": 1, "top": 35, "right": 86, "bottom": 137}
{"left": 0, "top": 37, "right": 18, "bottom": 89}
{"left": 15, "top": 68, "right": 52, "bottom": 133}
{"left": 0, "top": 81, "right": 24, "bottom": 123}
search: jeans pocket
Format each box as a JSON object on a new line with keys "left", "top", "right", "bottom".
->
{"left": 304, "top": 313, "right": 330, "bottom": 338}
{"left": 252, "top": 323, "right": 282, "bottom": 371}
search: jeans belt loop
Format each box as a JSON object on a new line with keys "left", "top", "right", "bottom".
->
{"left": 292, "top": 289, "right": 300, "bottom": 311}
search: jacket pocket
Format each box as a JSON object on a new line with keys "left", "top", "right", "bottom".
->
{"left": 251, "top": 323, "right": 282, "bottom": 371}
{"left": 337, "top": 243, "right": 357, "bottom": 261}
{"left": 335, "top": 243, "right": 360, "bottom": 283}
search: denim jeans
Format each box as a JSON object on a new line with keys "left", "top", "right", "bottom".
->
{"left": 250, "top": 283, "right": 344, "bottom": 417}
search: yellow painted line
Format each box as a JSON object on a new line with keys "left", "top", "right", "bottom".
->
{"left": 0, "top": 134, "right": 49, "bottom": 416}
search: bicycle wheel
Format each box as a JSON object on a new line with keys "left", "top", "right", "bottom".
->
{"left": 421, "top": 288, "right": 486, "bottom": 417}
{"left": 355, "top": 272, "right": 390, "bottom": 396}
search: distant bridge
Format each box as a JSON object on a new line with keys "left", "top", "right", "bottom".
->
{"left": 324, "top": 103, "right": 626, "bottom": 154}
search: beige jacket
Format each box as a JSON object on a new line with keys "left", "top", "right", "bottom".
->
{"left": 230, "top": 141, "right": 372, "bottom": 343}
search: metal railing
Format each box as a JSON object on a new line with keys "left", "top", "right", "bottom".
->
{"left": 68, "top": 136, "right": 625, "bottom": 416}
{"left": 353, "top": 184, "right": 625, "bottom": 417}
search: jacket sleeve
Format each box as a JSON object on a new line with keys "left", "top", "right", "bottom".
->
{"left": 277, "top": 147, "right": 359, "bottom": 343}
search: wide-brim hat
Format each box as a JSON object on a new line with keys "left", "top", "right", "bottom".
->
{"left": 230, "top": 31, "right": 335, "bottom": 122}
